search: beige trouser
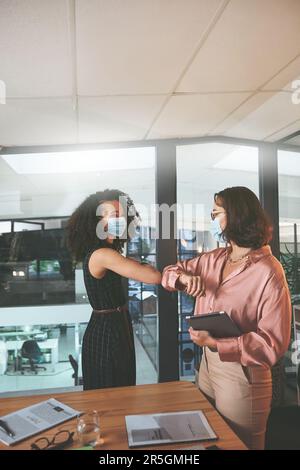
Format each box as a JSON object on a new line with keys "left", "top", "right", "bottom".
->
{"left": 197, "top": 346, "right": 273, "bottom": 450}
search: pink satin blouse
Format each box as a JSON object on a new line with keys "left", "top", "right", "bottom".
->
{"left": 162, "top": 245, "right": 292, "bottom": 368}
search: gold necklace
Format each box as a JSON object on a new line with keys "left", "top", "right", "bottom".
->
{"left": 226, "top": 250, "right": 251, "bottom": 265}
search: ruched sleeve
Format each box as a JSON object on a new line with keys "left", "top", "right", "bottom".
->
{"left": 216, "top": 273, "right": 292, "bottom": 368}
{"left": 161, "top": 255, "right": 203, "bottom": 292}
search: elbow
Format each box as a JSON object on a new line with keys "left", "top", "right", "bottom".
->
{"left": 152, "top": 271, "right": 162, "bottom": 285}
{"left": 261, "top": 344, "right": 288, "bottom": 368}
{"left": 270, "top": 340, "right": 291, "bottom": 368}
{"left": 269, "top": 331, "right": 292, "bottom": 367}
{"left": 263, "top": 355, "right": 279, "bottom": 368}
{"left": 161, "top": 266, "right": 180, "bottom": 291}
{"left": 265, "top": 353, "right": 284, "bottom": 368}
{"left": 161, "top": 268, "right": 172, "bottom": 290}
{"left": 161, "top": 272, "right": 167, "bottom": 289}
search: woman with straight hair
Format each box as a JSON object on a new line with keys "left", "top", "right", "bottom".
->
{"left": 67, "top": 189, "right": 161, "bottom": 390}
{"left": 162, "top": 186, "right": 291, "bottom": 450}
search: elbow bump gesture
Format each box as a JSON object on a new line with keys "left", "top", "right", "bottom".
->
{"left": 179, "top": 273, "right": 206, "bottom": 298}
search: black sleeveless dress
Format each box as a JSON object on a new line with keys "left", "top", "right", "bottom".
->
{"left": 81, "top": 247, "right": 136, "bottom": 390}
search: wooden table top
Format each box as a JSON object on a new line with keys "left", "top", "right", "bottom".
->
{"left": 0, "top": 381, "right": 247, "bottom": 451}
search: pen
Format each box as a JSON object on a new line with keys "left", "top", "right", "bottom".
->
{"left": 0, "top": 419, "right": 15, "bottom": 438}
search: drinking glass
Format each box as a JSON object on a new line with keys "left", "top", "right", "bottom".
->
{"left": 76, "top": 410, "right": 103, "bottom": 447}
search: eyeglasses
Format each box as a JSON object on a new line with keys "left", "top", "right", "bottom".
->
{"left": 210, "top": 210, "right": 226, "bottom": 221}
{"left": 31, "top": 429, "right": 74, "bottom": 450}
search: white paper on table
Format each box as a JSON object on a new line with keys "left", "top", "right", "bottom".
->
{"left": 0, "top": 398, "right": 81, "bottom": 446}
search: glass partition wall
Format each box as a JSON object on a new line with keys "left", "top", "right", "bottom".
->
{"left": 0, "top": 147, "right": 157, "bottom": 393}
{"left": 0, "top": 138, "right": 298, "bottom": 400}
{"left": 278, "top": 149, "right": 300, "bottom": 404}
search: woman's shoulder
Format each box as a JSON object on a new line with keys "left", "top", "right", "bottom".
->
{"left": 200, "top": 246, "right": 227, "bottom": 260}
{"left": 189, "top": 247, "right": 226, "bottom": 269}
{"left": 258, "top": 249, "right": 288, "bottom": 289}
{"left": 85, "top": 245, "right": 116, "bottom": 260}
{"left": 83, "top": 246, "right": 111, "bottom": 272}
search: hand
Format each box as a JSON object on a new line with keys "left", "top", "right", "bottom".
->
{"left": 179, "top": 273, "right": 205, "bottom": 297}
{"left": 189, "top": 328, "right": 217, "bottom": 351}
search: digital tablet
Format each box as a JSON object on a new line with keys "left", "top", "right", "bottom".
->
{"left": 186, "top": 311, "right": 241, "bottom": 338}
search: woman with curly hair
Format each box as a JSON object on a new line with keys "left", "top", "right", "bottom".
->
{"left": 67, "top": 189, "right": 161, "bottom": 390}
{"left": 162, "top": 186, "right": 292, "bottom": 450}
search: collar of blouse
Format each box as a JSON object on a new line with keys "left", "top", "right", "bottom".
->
{"left": 225, "top": 244, "right": 271, "bottom": 265}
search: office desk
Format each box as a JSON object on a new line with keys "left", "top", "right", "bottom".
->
{"left": 0, "top": 330, "right": 42, "bottom": 340}
{"left": 0, "top": 381, "right": 247, "bottom": 450}
{"left": 6, "top": 338, "right": 59, "bottom": 372}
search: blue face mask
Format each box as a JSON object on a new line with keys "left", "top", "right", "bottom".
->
{"left": 210, "top": 217, "right": 226, "bottom": 243}
{"left": 107, "top": 216, "right": 127, "bottom": 238}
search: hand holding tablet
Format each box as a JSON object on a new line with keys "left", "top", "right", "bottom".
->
{"left": 186, "top": 311, "right": 241, "bottom": 338}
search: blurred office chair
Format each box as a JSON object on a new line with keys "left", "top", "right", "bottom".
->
{"left": 18, "top": 340, "right": 46, "bottom": 374}
{"left": 68, "top": 354, "right": 83, "bottom": 386}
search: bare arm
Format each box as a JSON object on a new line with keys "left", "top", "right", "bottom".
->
{"left": 89, "top": 248, "right": 161, "bottom": 284}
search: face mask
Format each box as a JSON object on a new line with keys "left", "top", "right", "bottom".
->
{"left": 107, "top": 216, "right": 127, "bottom": 238}
{"left": 210, "top": 217, "right": 226, "bottom": 243}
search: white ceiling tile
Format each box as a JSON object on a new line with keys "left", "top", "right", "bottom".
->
{"left": 209, "top": 92, "right": 274, "bottom": 135}
{"left": 224, "top": 91, "right": 300, "bottom": 140}
{"left": 265, "top": 120, "right": 300, "bottom": 142}
{"left": 76, "top": 0, "right": 223, "bottom": 95}
{"left": 0, "top": 0, "right": 299, "bottom": 145}
{"left": 0, "top": 0, "right": 73, "bottom": 97}
{"left": 177, "top": 0, "right": 300, "bottom": 93}
{"left": 284, "top": 134, "right": 300, "bottom": 146}
{"left": 147, "top": 92, "right": 251, "bottom": 139}
{"left": 262, "top": 55, "right": 300, "bottom": 92}
{"left": 78, "top": 95, "right": 166, "bottom": 143}
{"left": 0, "top": 99, "right": 77, "bottom": 146}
